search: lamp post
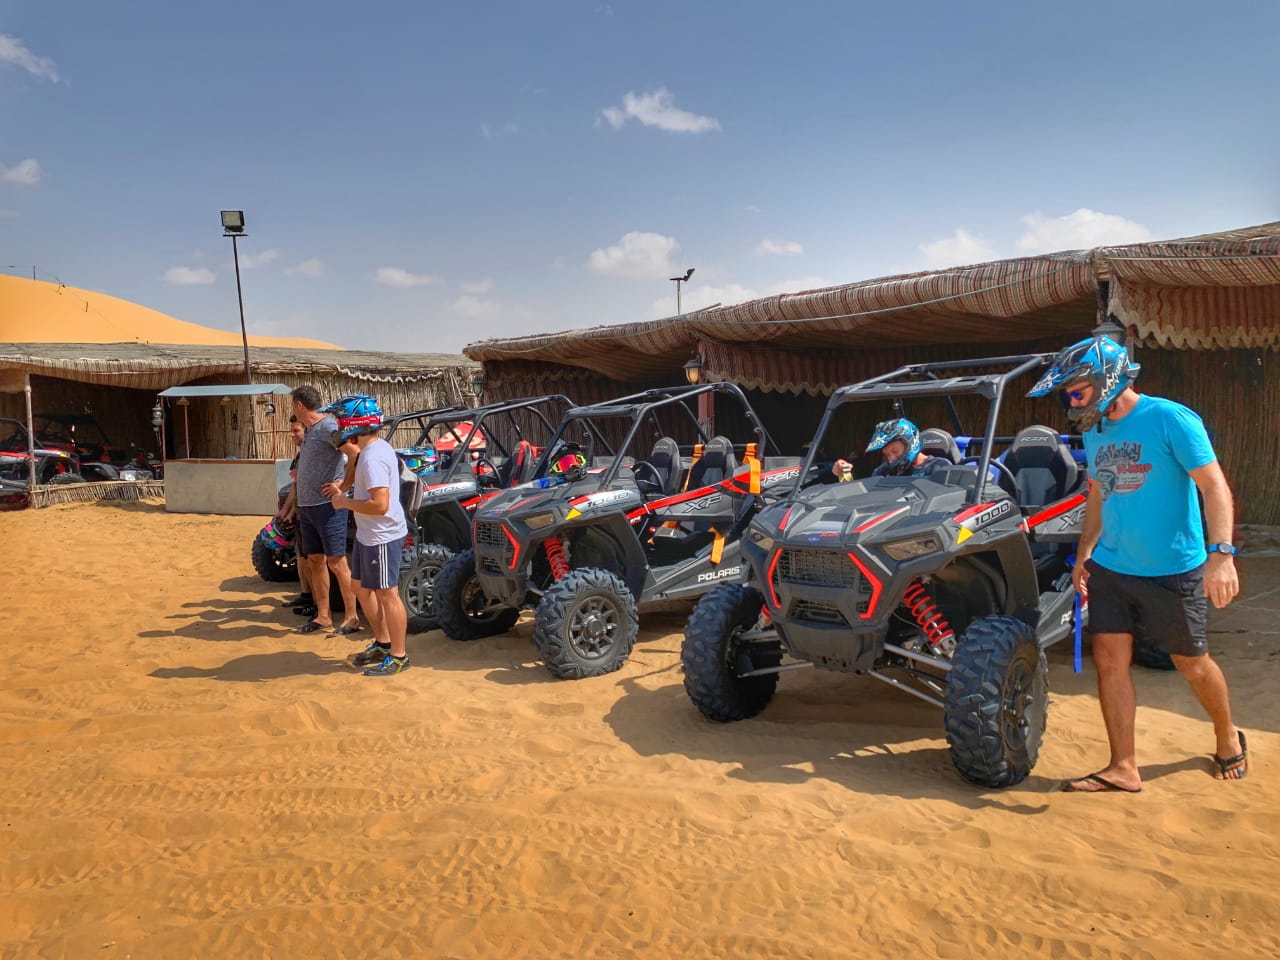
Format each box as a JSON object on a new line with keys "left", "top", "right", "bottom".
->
{"left": 682, "top": 351, "right": 713, "bottom": 435}
{"left": 221, "top": 210, "right": 252, "bottom": 383}
{"left": 471, "top": 372, "right": 487, "bottom": 402}
{"left": 669, "top": 267, "right": 695, "bottom": 316}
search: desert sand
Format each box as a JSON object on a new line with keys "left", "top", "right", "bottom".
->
{"left": 1, "top": 501, "right": 1277, "bottom": 959}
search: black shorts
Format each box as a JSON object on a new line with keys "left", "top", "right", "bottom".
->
{"left": 1085, "top": 559, "right": 1208, "bottom": 657}
{"left": 298, "top": 502, "right": 348, "bottom": 558}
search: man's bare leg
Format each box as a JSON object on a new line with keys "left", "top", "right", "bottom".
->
{"left": 374, "top": 585, "right": 408, "bottom": 659}
{"left": 327, "top": 554, "right": 359, "bottom": 628}
{"left": 1172, "top": 653, "right": 1245, "bottom": 779}
{"left": 305, "top": 553, "right": 333, "bottom": 627}
{"left": 1065, "top": 632, "right": 1142, "bottom": 792}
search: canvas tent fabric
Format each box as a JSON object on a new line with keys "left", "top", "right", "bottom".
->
{"left": 465, "top": 222, "right": 1280, "bottom": 394}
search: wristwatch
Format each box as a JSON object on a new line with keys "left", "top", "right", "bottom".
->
{"left": 1207, "top": 542, "right": 1238, "bottom": 556}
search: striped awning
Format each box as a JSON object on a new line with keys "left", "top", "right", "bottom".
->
{"left": 466, "top": 222, "right": 1280, "bottom": 392}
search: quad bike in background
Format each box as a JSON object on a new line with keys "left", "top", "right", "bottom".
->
{"left": 392, "top": 394, "right": 575, "bottom": 632}
{"left": 31, "top": 413, "right": 160, "bottom": 480}
{"left": 436, "top": 383, "right": 805, "bottom": 679}
{"left": 681, "top": 354, "right": 1103, "bottom": 788}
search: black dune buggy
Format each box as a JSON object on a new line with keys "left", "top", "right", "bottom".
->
{"left": 32, "top": 413, "right": 161, "bottom": 480}
{"left": 0, "top": 417, "right": 87, "bottom": 491}
{"left": 681, "top": 354, "right": 1099, "bottom": 788}
{"left": 249, "top": 404, "right": 468, "bottom": 587}
{"left": 435, "top": 383, "right": 804, "bottom": 679}
{"left": 396, "top": 394, "right": 574, "bottom": 631}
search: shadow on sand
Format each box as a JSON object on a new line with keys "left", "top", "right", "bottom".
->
{"left": 150, "top": 650, "right": 347, "bottom": 682}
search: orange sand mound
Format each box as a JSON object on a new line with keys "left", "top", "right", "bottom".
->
{"left": 1, "top": 502, "right": 1277, "bottom": 958}
{"left": 0, "top": 275, "right": 340, "bottom": 349}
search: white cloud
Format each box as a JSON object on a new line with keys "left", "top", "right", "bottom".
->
{"left": 165, "top": 265, "right": 216, "bottom": 285}
{"left": 287, "top": 258, "right": 325, "bottom": 277}
{"left": 0, "top": 159, "right": 43, "bottom": 185}
{"left": 234, "top": 247, "right": 279, "bottom": 269}
{"left": 445, "top": 295, "right": 532, "bottom": 320}
{"left": 599, "top": 88, "right": 720, "bottom": 133}
{"left": 1016, "top": 208, "right": 1155, "bottom": 253}
{"left": 650, "top": 275, "right": 830, "bottom": 318}
{"left": 0, "top": 35, "right": 62, "bottom": 83}
{"left": 918, "top": 229, "right": 999, "bottom": 269}
{"left": 756, "top": 238, "right": 803, "bottom": 256}
{"left": 376, "top": 266, "right": 443, "bottom": 288}
{"left": 480, "top": 122, "right": 520, "bottom": 139}
{"left": 587, "top": 231, "right": 680, "bottom": 278}
{"left": 744, "top": 204, "right": 762, "bottom": 214}
{"left": 460, "top": 279, "right": 492, "bottom": 294}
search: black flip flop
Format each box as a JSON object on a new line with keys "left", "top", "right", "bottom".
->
{"left": 296, "top": 619, "right": 330, "bottom": 635}
{"left": 1061, "top": 772, "right": 1142, "bottom": 793}
{"left": 1213, "top": 729, "right": 1249, "bottom": 780}
{"left": 330, "top": 624, "right": 362, "bottom": 637}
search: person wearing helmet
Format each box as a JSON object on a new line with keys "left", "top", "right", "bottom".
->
{"left": 1029, "top": 334, "right": 1245, "bottom": 792}
{"left": 830, "top": 417, "right": 950, "bottom": 481}
{"left": 278, "top": 415, "right": 315, "bottom": 616}
{"left": 291, "top": 385, "right": 359, "bottom": 635}
{"left": 321, "top": 394, "right": 412, "bottom": 677}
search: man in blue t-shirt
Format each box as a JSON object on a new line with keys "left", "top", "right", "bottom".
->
{"left": 1029, "top": 335, "right": 1246, "bottom": 792}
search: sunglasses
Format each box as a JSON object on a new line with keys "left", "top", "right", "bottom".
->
{"left": 1065, "top": 388, "right": 1089, "bottom": 402}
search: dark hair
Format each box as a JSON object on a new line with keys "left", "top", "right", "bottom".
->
{"left": 291, "top": 385, "right": 322, "bottom": 411}
{"left": 288, "top": 414, "right": 298, "bottom": 424}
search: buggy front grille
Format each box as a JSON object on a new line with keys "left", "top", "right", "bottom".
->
{"left": 790, "top": 599, "right": 848, "bottom": 626}
{"left": 474, "top": 520, "right": 515, "bottom": 568}
{"left": 778, "top": 549, "right": 858, "bottom": 588}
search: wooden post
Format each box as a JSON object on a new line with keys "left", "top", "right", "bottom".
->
{"left": 23, "top": 372, "right": 36, "bottom": 489}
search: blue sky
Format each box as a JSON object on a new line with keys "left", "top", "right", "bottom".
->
{"left": 2, "top": 1, "right": 1277, "bottom": 353}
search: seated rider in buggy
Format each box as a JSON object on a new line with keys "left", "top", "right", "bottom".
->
{"left": 829, "top": 417, "right": 951, "bottom": 482}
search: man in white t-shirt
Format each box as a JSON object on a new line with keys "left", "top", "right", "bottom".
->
{"left": 320, "top": 395, "right": 412, "bottom": 677}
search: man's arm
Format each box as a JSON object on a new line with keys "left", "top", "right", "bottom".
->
{"left": 337, "top": 485, "right": 390, "bottom": 517}
{"left": 1072, "top": 479, "right": 1102, "bottom": 594}
{"left": 1190, "top": 460, "right": 1239, "bottom": 609}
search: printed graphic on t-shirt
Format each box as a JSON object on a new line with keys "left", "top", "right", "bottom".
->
{"left": 1094, "top": 440, "right": 1152, "bottom": 498}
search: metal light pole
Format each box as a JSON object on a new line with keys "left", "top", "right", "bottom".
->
{"left": 669, "top": 267, "right": 695, "bottom": 316}
{"left": 221, "top": 210, "right": 252, "bottom": 382}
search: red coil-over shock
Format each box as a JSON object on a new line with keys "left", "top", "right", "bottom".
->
{"left": 902, "top": 580, "right": 955, "bottom": 652}
{"left": 544, "top": 537, "right": 570, "bottom": 581}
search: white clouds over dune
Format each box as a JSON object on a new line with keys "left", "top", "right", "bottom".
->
{"left": 600, "top": 88, "right": 720, "bottom": 133}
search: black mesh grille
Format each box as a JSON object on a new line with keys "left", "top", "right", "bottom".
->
{"left": 778, "top": 549, "right": 858, "bottom": 588}
{"left": 475, "top": 521, "right": 506, "bottom": 547}
{"left": 479, "top": 556, "right": 505, "bottom": 576}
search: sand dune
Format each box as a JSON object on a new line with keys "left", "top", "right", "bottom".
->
{"left": 1, "top": 501, "right": 1276, "bottom": 959}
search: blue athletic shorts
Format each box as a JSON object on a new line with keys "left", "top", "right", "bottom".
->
{"left": 299, "top": 502, "right": 348, "bottom": 558}
{"left": 350, "top": 537, "right": 404, "bottom": 591}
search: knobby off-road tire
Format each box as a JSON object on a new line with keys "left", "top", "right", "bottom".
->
{"left": 251, "top": 537, "right": 299, "bottom": 583}
{"left": 46, "top": 472, "right": 86, "bottom": 485}
{"left": 682, "top": 584, "right": 781, "bottom": 722}
{"left": 944, "top": 614, "right": 1047, "bottom": 788}
{"left": 434, "top": 548, "right": 520, "bottom": 641}
{"left": 534, "top": 567, "right": 638, "bottom": 680}
{"left": 400, "top": 542, "right": 453, "bottom": 633}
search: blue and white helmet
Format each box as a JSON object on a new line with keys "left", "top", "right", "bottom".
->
{"left": 319, "top": 394, "right": 384, "bottom": 445}
{"left": 1027, "top": 336, "right": 1140, "bottom": 431}
{"left": 397, "top": 445, "right": 438, "bottom": 477}
{"left": 866, "top": 417, "right": 921, "bottom": 476}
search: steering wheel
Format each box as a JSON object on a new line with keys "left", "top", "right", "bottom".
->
{"left": 963, "top": 457, "right": 1018, "bottom": 495}
{"left": 473, "top": 455, "right": 500, "bottom": 487}
{"left": 631, "top": 460, "right": 664, "bottom": 493}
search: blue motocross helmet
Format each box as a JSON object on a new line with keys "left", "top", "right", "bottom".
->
{"left": 397, "top": 445, "right": 438, "bottom": 477}
{"left": 1027, "top": 335, "right": 1140, "bottom": 431}
{"left": 320, "top": 394, "right": 385, "bottom": 445}
{"left": 866, "top": 417, "right": 921, "bottom": 476}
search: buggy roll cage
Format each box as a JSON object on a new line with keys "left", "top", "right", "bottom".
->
{"left": 407, "top": 394, "right": 575, "bottom": 485}
{"left": 793, "top": 353, "right": 1055, "bottom": 505}
{"left": 535, "top": 382, "right": 775, "bottom": 489}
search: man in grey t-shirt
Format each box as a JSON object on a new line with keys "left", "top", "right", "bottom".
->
{"left": 290, "top": 385, "right": 358, "bottom": 635}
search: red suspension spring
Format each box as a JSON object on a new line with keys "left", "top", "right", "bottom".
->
{"left": 544, "top": 537, "right": 570, "bottom": 581}
{"left": 902, "top": 580, "right": 955, "bottom": 649}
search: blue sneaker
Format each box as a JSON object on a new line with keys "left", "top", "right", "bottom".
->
{"left": 363, "top": 654, "right": 410, "bottom": 677}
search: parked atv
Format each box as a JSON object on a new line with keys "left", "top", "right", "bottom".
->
{"left": 31, "top": 413, "right": 159, "bottom": 480}
{"left": 394, "top": 394, "right": 574, "bottom": 631}
{"left": 436, "top": 383, "right": 803, "bottom": 680}
{"left": 681, "top": 354, "right": 1092, "bottom": 788}
{"left": 0, "top": 418, "right": 87, "bottom": 487}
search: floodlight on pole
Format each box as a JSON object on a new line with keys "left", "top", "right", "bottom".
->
{"left": 220, "top": 210, "right": 252, "bottom": 383}
{"left": 669, "top": 267, "right": 695, "bottom": 316}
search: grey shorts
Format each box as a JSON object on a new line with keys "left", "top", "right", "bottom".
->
{"left": 351, "top": 537, "right": 404, "bottom": 591}
{"left": 1085, "top": 559, "right": 1208, "bottom": 657}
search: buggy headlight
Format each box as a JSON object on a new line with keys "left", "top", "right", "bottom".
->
{"left": 882, "top": 534, "right": 942, "bottom": 561}
{"left": 746, "top": 525, "right": 774, "bottom": 551}
{"left": 524, "top": 511, "right": 557, "bottom": 530}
